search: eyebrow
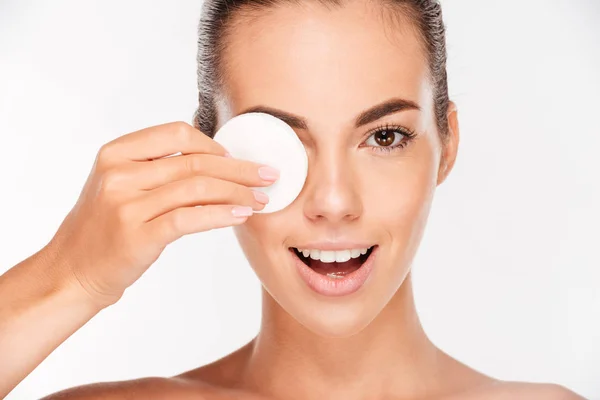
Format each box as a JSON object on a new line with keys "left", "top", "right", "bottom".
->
{"left": 238, "top": 97, "right": 421, "bottom": 131}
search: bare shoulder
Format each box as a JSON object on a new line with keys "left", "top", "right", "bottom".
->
{"left": 40, "top": 342, "right": 260, "bottom": 400}
{"left": 39, "top": 368, "right": 267, "bottom": 400}
{"left": 458, "top": 381, "right": 586, "bottom": 400}
{"left": 505, "top": 382, "right": 585, "bottom": 399}
{"left": 39, "top": 376, "right": 211, "bottom": 400}
{"left": 38, "top": 376, "right": 267, "bottom": 400}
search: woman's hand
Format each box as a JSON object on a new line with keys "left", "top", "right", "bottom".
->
{"left": 50, "top": 121, "right": 278, "bottom": 308}
{"left": 0, "top": 121, "right": 279, "bottom": 397}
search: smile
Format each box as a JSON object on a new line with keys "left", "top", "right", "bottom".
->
{"left": 288, "top": 245, "right": 378, "bottom": 297}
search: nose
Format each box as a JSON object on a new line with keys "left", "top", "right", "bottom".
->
{"left": 302, "top": 149, "right": 363, "bottom": 225}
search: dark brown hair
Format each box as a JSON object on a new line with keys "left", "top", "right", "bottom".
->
{"left": 193, "top": 0, "right": 449, "bottom": 145}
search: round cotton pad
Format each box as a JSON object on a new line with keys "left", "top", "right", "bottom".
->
{"left": 213, "top": 112, "right": 308, "bottom": 214}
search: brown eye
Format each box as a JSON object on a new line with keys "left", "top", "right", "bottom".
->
{"left": 374, "top": 130, "right": 396, "bottom": 147}
{"left": 363, "top": 125, "right": 416, "bottom": 155}
{"left": 365, "top": 129, "right": 402, "bottom": 148}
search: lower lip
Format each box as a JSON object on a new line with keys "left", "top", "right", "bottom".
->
{"left": 291, "top": 246, "right": 378, "bottom": 297}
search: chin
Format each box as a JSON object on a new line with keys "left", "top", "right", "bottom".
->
{"left": 268, "top": 250, "right": 390, "bottom": 339}
{"left": 292, "top": 303, "right": 380, "bottom": 338}
{"left": 234, "top": 224, "right": 407, "bottom": 338}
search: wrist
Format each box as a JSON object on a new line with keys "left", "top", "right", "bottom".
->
{"left": 40, "top": 239, "right": 120, "bottom": 312}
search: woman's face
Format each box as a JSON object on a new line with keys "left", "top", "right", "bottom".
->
{"left": 216, "top": 1, "right": 456, "bottom": 337}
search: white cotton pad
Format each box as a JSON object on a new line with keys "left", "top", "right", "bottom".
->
{"left": 213, "top": 112, "right": 308, "bottom": 214}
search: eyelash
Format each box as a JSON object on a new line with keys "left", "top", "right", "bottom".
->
{"left": 361, "top": 123, "right": 418, "bottom": 154}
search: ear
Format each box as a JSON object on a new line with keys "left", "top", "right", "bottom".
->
{"left": 437, "top": 100, "right": 459, "bottom": 185}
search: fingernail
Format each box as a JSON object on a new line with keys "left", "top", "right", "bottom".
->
{"left": 258, "top": 166, "right": 280, "bottom": 181}
{"left": 252, "top": 189, "right": 269, "bottom": 204}
{"left": 232, "top": 206, "right": 253, "bottom": 217}
{"left": 224, "top": 152, "right": 233, "bottom": 158}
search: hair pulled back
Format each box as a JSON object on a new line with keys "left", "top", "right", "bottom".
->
{"left": 193, "top": 0, "right": 449, "bottom": 144}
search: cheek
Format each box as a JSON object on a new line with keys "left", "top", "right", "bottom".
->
{"left": 233, "top": 213, "right": 289, "bottom": 274}
{"left": 235, "top": 212, "right": 288, "bottom": 245}
{"left": 233, "top": 217, "right": 268, "bottom": 263}
{"left": 363, "top": 150, "right": 438, "bottom": 245}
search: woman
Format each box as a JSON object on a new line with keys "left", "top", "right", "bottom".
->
{"left": 0, "top": 0, "right": 585, "bottom": 398}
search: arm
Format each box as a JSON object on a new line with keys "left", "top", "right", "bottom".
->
{"left": 0, "top": 121, "right": 274, "bottom": 398}
{"left": 0, "top": 239, "right": 103, "bottom": 398}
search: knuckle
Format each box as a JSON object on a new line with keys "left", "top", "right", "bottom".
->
{"left": 98, "top": 168, "right": 122, "bottom": 193}
{"left": 97, "top": 142, "right": 116, "bottom": 164}
{"left": 171, "top": 121, "right": 193, "bottom": 143}
{"left": 236, "top": 162, "right": 250, "bottom": 180}
{"left": 114, "top": 202, "right": 135, "bottom": 225}
{"left": 234, "top": 185, "right": 249, "bottom": 203}
{"left": 190, "top": 176, "right": 209, "bottom": 198}
{"left": 203, "top": 206, "right": 218, "bottom": 226}
{"left": 168, "top": 208, "right": 185, "bottom": 235}
{"left": 185, "top": 154, "right": 204, "bottom": 175}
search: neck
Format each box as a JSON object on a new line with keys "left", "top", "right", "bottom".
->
{"left": 240, "top": 272, "right": 445, "bottom": 399}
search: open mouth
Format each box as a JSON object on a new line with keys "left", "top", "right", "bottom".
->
{"left": 289, "top": 246, "right": 376, "bottom": 278}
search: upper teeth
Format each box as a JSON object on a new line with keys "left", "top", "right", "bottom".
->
{"left": 294, "top": 247, "right": 372, "bottom": 263}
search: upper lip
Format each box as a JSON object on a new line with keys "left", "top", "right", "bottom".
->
{"left": 289, "top": 242, "right": 376, "bottom": 251}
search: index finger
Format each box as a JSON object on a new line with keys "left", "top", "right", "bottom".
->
{"left": 103, "top": 121, "right": 228, "bottom": 162}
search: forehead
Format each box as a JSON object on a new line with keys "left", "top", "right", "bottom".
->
{"left": 219, "top": 0, "right": 432, "bottom": 128}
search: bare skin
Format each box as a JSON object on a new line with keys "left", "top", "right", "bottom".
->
{"left": 1, "top": 0, "right": 586, "bottom": 399}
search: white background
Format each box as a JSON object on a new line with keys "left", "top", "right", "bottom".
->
{"left": 1, "top": 0, "right": 599, "bottom": 398}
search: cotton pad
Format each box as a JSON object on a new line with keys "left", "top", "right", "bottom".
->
{"left": 213, "top": 112, "right": 308, "bottom": 214}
